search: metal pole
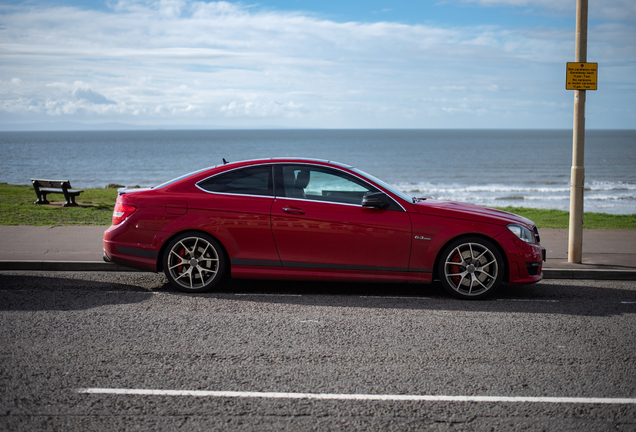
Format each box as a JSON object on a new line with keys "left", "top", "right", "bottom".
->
{"left": 568, "top": 0, "right": 587, "bottom": 263}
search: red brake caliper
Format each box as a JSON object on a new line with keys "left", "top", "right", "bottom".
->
{"left": 450, "top": 251, "right": 462, "bottom": 285}
{"left": 178, "top": 247, "right": 185, "bottom": 274}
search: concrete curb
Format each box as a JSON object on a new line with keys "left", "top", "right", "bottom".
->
{"left": 2, "top": 261, "right": 636, "bottom": 281}
{"left": 542, "top": 268, "right": 636, "bottom": 281}
{"left": 0, "top": 261, "right": 139, "bottom": 272}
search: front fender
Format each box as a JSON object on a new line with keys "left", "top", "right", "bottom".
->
{"left": 409, "top": 214, "right": 508, "bottom": 273}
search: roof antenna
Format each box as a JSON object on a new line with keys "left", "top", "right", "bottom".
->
{"left": 223, "top": 158, "right": 229, "bottom": 164}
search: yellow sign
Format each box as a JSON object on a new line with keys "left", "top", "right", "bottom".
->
{"left": 566, "top": 62, "right": 598, "bottom": 90}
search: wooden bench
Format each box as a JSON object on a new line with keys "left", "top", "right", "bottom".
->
{"left": 32, "top": 179, "right": 84, "bottom": 207}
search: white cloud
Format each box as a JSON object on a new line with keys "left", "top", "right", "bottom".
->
{"left": 220, "top": 100, "right": 305, "bottom": 117}
{"left": 73, "top": 88, "right": 116, "bottom": 105}
{"left": 0, "top": 0, "right": 634, "bottom": 128}
{"left": 452, "top": 0, "right": 636, "bottom": 21}
{"left": 453, "top": 0, "right": 570, "bottom": 9}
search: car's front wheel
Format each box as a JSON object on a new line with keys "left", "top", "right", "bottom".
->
{"left": 163, "top": 232, "right": 227, "bottom": 293}
{"left": 437, "top": 236, "right": 504, "bottom": 299}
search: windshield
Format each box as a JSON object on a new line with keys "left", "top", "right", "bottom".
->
{"left": 352, "top": 168, "right": 413, "bottom": 202}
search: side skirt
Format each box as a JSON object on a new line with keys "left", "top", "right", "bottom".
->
{"left": 230, "top": 266, "right": 432, "bottom": 284}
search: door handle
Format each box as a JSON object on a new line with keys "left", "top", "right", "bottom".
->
{"left": 282, "top": 207, "right": 306, "bottom": 215}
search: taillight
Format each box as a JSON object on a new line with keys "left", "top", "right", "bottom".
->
{"left": 112, "top": 202, "right": 137, "bottom": 225}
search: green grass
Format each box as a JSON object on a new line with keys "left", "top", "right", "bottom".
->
{"left": 493, "top": 206, "right": 636, "bottom": 230}
{"left": 1, "top": 183, "right": 635, "bottom": 228}
{"left": 0, "top": 183, "right": 118, "bottom": 226}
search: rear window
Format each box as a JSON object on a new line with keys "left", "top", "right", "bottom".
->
{"left": 197, "top": 165, "right": 273, "bottom": 196}
{"left": 153, "top": 167, "right": 211, "bottom": 189}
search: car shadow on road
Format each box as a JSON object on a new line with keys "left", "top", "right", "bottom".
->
{"left": 1, "top": 272, "right": 634, "bottom": 316}
{"left": 0, "top": 273, "right": 157, "bottom": 311}
{"left": 209, "top": 278, "right": 636, "bottom": 317}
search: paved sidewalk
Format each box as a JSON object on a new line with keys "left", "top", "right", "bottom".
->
{"left": 0, "top": 226, "right": 130, "bottom": 272}
{"left": 0, "top": 226, "right": 635, "bottom": 279}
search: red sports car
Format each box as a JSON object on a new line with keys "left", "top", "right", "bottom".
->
{"left": 103, "top": 158, "right": 545, "bottom": 299}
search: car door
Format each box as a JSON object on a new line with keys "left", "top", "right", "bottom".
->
{"left": 271, "top": 164, "right": 412, "bottom": 272}
{"left": 193, "top": 164, "right": 281, "bottom": 266}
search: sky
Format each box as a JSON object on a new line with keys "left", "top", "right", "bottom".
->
{"left": 0, "top": 0, "right": 635, "bottom": 130}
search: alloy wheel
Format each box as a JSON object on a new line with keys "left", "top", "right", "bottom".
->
{"left": 440, "top": 239, "right": 502, "bottom": 298}
{"left": 165, "top": 235, "right": 222, "bottom": 292}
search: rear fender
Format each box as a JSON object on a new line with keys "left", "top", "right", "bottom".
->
{"left": 155, "top": 229, "right": 231, "bottom": 275}
{"left": 153, "top": 217, "right": 239, "bottom": 268}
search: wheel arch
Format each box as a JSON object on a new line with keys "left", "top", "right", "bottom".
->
{"left": 156, "top": 229, "right": 231, "bottom": 278}
{"left": 432, "top": 233, "right": 510, "bottom": 284}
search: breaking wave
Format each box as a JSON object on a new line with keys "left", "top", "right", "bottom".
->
{"left": 392, "top": 181, "right": 636, "bottom": 214}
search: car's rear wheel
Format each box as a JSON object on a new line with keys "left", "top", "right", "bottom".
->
{"left": 438, "top": 236, "right": 504, "bottom": 299}
{"left": 163, "top": 232, "right": 227, "bottom": 293}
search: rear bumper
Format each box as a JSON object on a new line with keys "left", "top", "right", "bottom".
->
{"left": 103, "top": 223, "right": 159, "bottom": 272}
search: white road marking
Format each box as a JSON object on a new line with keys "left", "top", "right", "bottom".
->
{"left": 359, "top": 296, "right": 430, "bottom": 299}
{"left": 497, "top": 299, "right": 559, "bottom": 302}
{"left": 103, "top": 291, "right": 159, "bottom": 294}
{"left": 0, "top": 290, "right": 632, "bottom": 306}
{"left": 77, "top": 388, "right": 636, "bottom": 404}
{"left": 234, "top": 293, "right": 302, "bottom": 297}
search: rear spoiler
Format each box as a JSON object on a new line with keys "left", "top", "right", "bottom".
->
{"left": 118, "top": 187, "right": 152, "bottom": 195}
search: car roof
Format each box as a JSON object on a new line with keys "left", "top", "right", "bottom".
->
{"left": 219, "top": 157, "right": 354, "bottom": 169}
{"left": 152, "top": 158, "right": 355, "bottom": 190}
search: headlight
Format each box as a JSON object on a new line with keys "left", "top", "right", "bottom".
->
{"left": 507, "top": 224, "right": 536, "bottom": 244}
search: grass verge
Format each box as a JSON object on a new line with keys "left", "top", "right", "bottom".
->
{"left": 0, "top": 183, "right": 117, "bottom": 226}
{"left": 1, "top": 183, "right": 634, "bottom": 228}
{"left": 493, "top": 206, "right": 636, "bottom": 230}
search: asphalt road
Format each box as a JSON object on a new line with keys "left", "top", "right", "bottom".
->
{"left": 1, "top": 272, "right": 635, "bottom": 431}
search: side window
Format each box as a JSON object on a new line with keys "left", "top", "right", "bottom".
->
{"left": 198, "top": 166, "right": 273, "bottom": 196}
{"left": 281, "top": 165, "right": 375, "bottom": 205}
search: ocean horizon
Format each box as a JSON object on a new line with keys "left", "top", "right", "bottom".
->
{"left": 2, "top": 129, "right": 635, "bottom": 215}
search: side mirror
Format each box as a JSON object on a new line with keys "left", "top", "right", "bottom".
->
{"left": 362, "top": 192, "right": 391, "bottom": 209}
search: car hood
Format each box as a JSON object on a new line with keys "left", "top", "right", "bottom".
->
{"left": 413, "top": 199, "right": 535, "bottom": 227}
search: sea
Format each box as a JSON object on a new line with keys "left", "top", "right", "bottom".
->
{"left": 1, "top": 129, "right": 635, "bottom": 215}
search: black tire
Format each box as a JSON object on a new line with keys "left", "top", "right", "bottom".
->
{"left": 437, "top": 236, "right": 504, "bottom": 300}
{"left": 163, "top": 232, "right": 227, "bottom": 293}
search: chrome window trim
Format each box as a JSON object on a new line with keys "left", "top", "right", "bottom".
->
{"left": 195, "top": 161, "right": 407, "bottom": 212}
{"left": 154, "top": 166, "right": 215, "bottom": 189}
{"left": 195, "top": 164, "right": 275, "bottom": 198}
{"left": 273, "top": 195, "right": 371, "bottom": 209}
{"left": 194, "top": 190, "right": 278, "bottom": 200}
{"left": 275, "top": 162, "right": 406, "bottom": 212}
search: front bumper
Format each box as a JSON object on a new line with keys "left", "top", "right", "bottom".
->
{"left": 496, "top": 231, "right": 545, "bottom": 286}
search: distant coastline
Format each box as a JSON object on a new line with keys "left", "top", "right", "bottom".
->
{"left": 2, "top": 129, "right": 635, "bottom": 214}
{"left": 1, "top": 123, "right": 635, "bottom": 132}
